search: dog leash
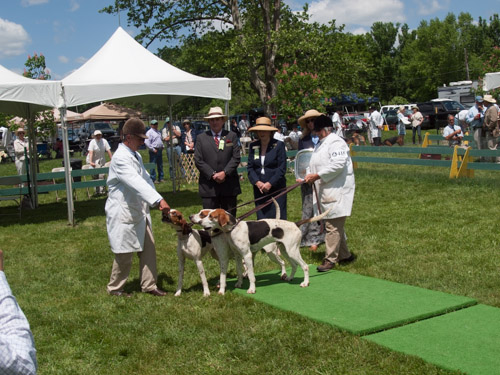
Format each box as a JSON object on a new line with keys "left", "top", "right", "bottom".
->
{"left": 234, "top": 183, "right": 298, "bottom": 210}
{"left": 236, "top": 180, "right": 304, "bottom": 222}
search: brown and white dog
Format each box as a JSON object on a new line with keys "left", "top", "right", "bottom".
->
{"left": 190, "top": 208, "right": 329, "bottom": 294}
{"left": 162, "top": 209, "right": 217, "bottom": 297}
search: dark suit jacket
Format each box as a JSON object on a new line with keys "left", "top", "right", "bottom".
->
{"left": 247, "top": 138, "right": 287, "bottom": 219}
{"left": 194, "top": 129, "right": 241, "bottom": 198}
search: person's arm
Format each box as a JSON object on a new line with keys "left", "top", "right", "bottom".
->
{"left": 88, "top": 150, "right": 95, "bottom": 167}
{"left": 0, "top": 250, "right": 37, "bottom": 375}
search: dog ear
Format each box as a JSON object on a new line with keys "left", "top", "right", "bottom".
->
{"left": 181, "top": 219, "right": 192, "bottom": 235}
{"left": 216, "top": 210, "right": 228, "bottom": 227}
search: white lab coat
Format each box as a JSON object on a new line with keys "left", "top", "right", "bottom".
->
{"left": 369, "top": 110, "right": 383, "bottom": 139}
{"left": 308, "top": 132, "right": 355, "bottom": 219}
{"left": 105, "top": 143, "right": 163, "bottom": 254}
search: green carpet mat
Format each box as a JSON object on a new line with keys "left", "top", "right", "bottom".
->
{"left": 365, "top": 304, "right": 500, "bottom": 375}
{"left": 228, "top": 268, "right": 476, "bottom": 335}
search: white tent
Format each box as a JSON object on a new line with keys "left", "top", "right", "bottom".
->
{"left": 0, "top": 64, "right": 61, "bottom": 207}
{"left": 482, "top": 72, "right": 500, "bottom": 92}
{"left": 60, "top": 27, "right": 231, "bottom": 107}
{"left": 57, "top": 26, "right": 231, "bottom": 225}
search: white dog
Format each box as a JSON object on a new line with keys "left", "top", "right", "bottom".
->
{"left": 191, "top": 208, "right": 329, "bottom": 294}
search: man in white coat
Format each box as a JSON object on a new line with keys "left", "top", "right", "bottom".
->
{"left": 368, "top": 106, "right": 384, "bottom": 146}
{"left": 106, "top": 118, "right": 171, "bottom": 297}
{"left": 303, "top": 115, "right": 356, "bottom": 272}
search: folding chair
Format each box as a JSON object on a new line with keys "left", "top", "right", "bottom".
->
{"left": 0, "top": 175, "right": 23, "bottom": 219}
{"left": 52, "top": 167, "right": 76, "bottom": 202}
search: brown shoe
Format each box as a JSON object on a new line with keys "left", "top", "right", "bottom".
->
{"left": 146, "top": 288, "right": 167, "bottom": 297}
{"left": 109, "top": 290, "right": 132, "bottom": 298}
{"left": 317, "top": 259, "right": 335, "bottom": 272}
{"left": 309, "top": 244, "right": 318, "bottom": 252}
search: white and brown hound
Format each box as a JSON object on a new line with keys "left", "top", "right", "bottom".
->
{"left": 190, "top": 208, "right": 329, "bottom": 294}
{"left": 162, "top": 209, "right": 217, "bottom": 297}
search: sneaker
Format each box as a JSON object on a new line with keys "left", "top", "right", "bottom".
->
{"left": 317, "top": 259, "right": 335, "bottom": 272}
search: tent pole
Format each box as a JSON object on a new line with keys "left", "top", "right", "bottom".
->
{"left": 60, "top": 107, "right": 75, "bottom": 226}
{"left": 27, "top": 105, "right": 38, "bottom": 208}
{"left": 168, "top": 98, "right": 176, "bottom": 193}
{"left": 225, "top": 101, "right": 229, "bottom": 131}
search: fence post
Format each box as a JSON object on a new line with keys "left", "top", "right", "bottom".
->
{"left": 350, "top": 144, "right": 358, "bottom": 169}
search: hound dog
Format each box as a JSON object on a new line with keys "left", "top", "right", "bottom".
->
{"left": 190, "top": 209, "right": 288, "bottom": 295}
{"left": 191, "top": 208, "right": 329, "bottom": 294}
{"left": 162, "top": 209, "right": 218, "bottom": 297}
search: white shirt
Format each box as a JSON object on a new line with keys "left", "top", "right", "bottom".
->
{"left": 0, "top": 272, "right": 37, "bottom": 375}
{"left": 332, "top": 112, "right": 343, "bottom": 137}
{"left": 443, "top": 124, "right": 463, "bottom": 145}
{"left": 86, "top": 138, "right": 111, "bottom": 166}
{"left": 273, "top": 132, "right": 285, "bottom": 142}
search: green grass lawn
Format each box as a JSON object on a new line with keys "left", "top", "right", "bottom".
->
{"left": 1, "top": 147, "right": 498, "bottom": 374}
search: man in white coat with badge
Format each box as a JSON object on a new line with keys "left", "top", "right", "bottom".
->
{"left": 303, "top": 115, "right": 356, "bottom": 272}
{"left": 106, "top": 118, "right": 171, "bottom": 297}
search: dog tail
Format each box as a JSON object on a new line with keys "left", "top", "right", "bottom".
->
{"left": 271, "top": 197, "right": 280, "bottom": 220}
{"left": 295, "top": 208, "right": 331, "bottom": 227}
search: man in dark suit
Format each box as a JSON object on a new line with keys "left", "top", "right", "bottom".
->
{"left": 194, "top": 107, "right": 241, "bottom": 216}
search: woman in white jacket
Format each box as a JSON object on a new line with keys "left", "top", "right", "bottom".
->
{"left": 13, "top": 128, "right": 29, "bottom": 176}
{"left": 303, "top": 115, "right": 356, "bottom": 272}
{"left": 106, "top": 118, "right": 170, "bottom": 297}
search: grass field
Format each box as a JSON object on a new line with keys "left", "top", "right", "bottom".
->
{"left": 1, "top": 145, "right": 499, "bottom": 374}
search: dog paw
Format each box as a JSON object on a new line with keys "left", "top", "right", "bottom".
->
{"left": 203, "top": 291, "right": 210, "bottom": 297}
{"left": 285, "top": 276, "right": 293, "bottom": 282}
{"left": 280, "top": 273, "right": 288, "bottom": 281}
{"left": 300, "top": 281, "right": 309, "bottom": 288}
{"left": 174, "top": 291, "right": 182, "bottom": 297}
{"left": 218, "top": 289, "right": 225, "bottom": 295}
{"left": 235, "top": 281, "right": 243, "bottom": 288}
{"left": 247, "top": 288, "right": 256, "bottom": 294}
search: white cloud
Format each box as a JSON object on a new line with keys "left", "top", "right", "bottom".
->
{"left": 306, "top": 0, "right": 406, "bottom": 29}
{"left": 58, "top": 55, "right": 69, "bottom": 63}
{"left": 21, "top": 0, "right": 49, "bottom": 6}
{"left": 69, "top": 0, "right": 80, "bottom": 12}
{"left": 415, "top": 0, "right": 450, "bottom": 16}
{"left": 0, "top": 18, "right": 31, "bottom": 58}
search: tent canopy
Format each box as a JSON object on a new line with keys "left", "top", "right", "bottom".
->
{"left": 60, "top": 27, "right": 231, "bottom": 107}
{"left": 0, "top": 65, "right": 60, "bottom": 118}
{"left": 82, "top": 102, "right": 143, "bottom": 120}
{"left": 483, "top": 72, "right": 500, "bottom": 92}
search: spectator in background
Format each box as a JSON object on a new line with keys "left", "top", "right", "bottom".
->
{"left": 13, "top": 128, "right": 28, "bottom": 176}
{"left": 332, "top": 109, "right": 344, "bottom": 138}
{"left": 273, "top": 126, "right": 286, "bottom": 143}
{"left": 482, "top": 94, "right": 500, "bottom": 162}
{"left": 230, "top": 118, "right": 241, "bottom": 139}
{"left": 144, "top": 120, "right": 164, "bottom": 184}
{"left": 238, "top": 114, "right": 250, "bottom": 138}
{"left": 297, "top": 109, "right": 325, "bottom": 252}
{"left": 247, "top": 117, "right": 287, "bottom": 220}
{"left": 466, "top": 96, "right": 485, "bottom": 151}
{"left": 87, "top": 130, "right": 113, "bottom": 194}
{"left": 455, "top": 109, "right": 469, "bottom": 132}
{"left": 181, "top": 119, "right": 196, "bottom": 154}
{"left": 368, "top": 106, "right": 384, "bottom": 146}
{"left": 443, "top": 114, "right": 464, "bottom": 146}
{"left": 162, "top": 117, "right": 182, "bottom": 179}
{"left": 396, "top": 106, "right": 409, "bottom": 145}
{"left": 0, "top": 249, "right": 37, "bottom": 375}
{"left": 410, "top": 106, "right": 424, "bottom": 145}
{"left": 286, "top": 124, "right": 302, "bottom": 150}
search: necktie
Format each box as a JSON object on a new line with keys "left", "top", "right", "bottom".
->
{"left": 214, "top": 134, "right": 219, "bottom": 148}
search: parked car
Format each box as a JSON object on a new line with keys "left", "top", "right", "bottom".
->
{"left": 343, "top": 113, "right": 368, "bottom": 136}
{"left": 57, "top": 127, "right": 83, "bottom": 153}
{"left": 416, "top": 99, "right": 465, "bottom": 129}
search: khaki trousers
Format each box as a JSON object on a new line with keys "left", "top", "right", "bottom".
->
{"left": 107, "top": 223, "right": 158, "bottom": 293}
{"left": 324, "top": 217, "right": 352, "bottom": 264}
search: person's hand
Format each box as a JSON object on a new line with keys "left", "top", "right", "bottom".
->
{"left": 0, "top": 249, "right": 4, "bottom": 271}
{"left": 158, "top": 199, "right": 170, "bottom": 213}
{"left": 90, "top": 162, "right": 96, "bottom": 167}
{"left": 304, "top": 173, "right": 320, "bottom": 185}
{"left": 153, "top": 148, "right": 157, "bottom": 154}
{"left": 213, "top": 171, "right": 226, "bottom": 183}
{"left": 261, "top": 182, "right": 272, "bottom": 193}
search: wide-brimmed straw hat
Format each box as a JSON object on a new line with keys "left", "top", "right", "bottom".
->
{"left": 15, "top": 128, "right": 26, "bottom": 134}
{"left": 298, "top": 109, "right": 324, "bottom": 127}
{"left": 204, "top": 106, "right": 227, "bottom": 121}
{"left": 248, "top": 117, "right": 277, "bottom": 132}
{"left": 483, "top": 94, "right": 497, "bottom": 104}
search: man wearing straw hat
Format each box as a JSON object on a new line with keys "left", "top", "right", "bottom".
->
{"left": 13, "top": 128, "right": 29, "bottom": 176}
{"left": 194, "top": 107, "right": 241, "bottom": 216}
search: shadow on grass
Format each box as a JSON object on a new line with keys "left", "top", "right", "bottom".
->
{"left": 122, "top": 272, "right": 175, "bottom": 294}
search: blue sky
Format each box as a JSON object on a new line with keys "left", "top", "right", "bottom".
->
{"left": 1, "top": 0, "right": 499, "bottom": 80}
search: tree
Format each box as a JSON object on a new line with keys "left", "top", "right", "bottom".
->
{"left": 22, "top": 53, "right": 51, "bottom": 80}
{"left": 102, "top": 0, "right": 287, "bottom": 115}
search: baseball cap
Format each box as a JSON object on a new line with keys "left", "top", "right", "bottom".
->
{"left": 475, "top": 95, "right": 483, "bottom": 102}
{"left": 150, "top": 119, "right": 158, "bottom": 125}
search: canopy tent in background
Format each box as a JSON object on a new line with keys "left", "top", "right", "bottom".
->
{"left": 482, "top": 72, "right": 500, "bottom": 92}
{"left": 82, "top": 102, "right": 143, "bottom": 120}
{"left": 53, "top": 108, "right": 83, "bottom": 123}
{"left": 0, "top": 64, "right": 61, "bottom": 208}
{"left": 57, "top": 26, "right": 231, "bottom": 225}
{"left": 59, "top": 27, "right": 231, "bottom": 107}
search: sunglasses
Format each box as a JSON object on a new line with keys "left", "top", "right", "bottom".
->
{"left": 306, "top": 118, "right": 315, "bottom": 123}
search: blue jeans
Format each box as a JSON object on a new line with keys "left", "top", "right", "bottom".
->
{"left": 166, "top": 145, "right": 184, "bottom": 178}
{"left": 148, "top": 148, "right": 164, "bottom": 182}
